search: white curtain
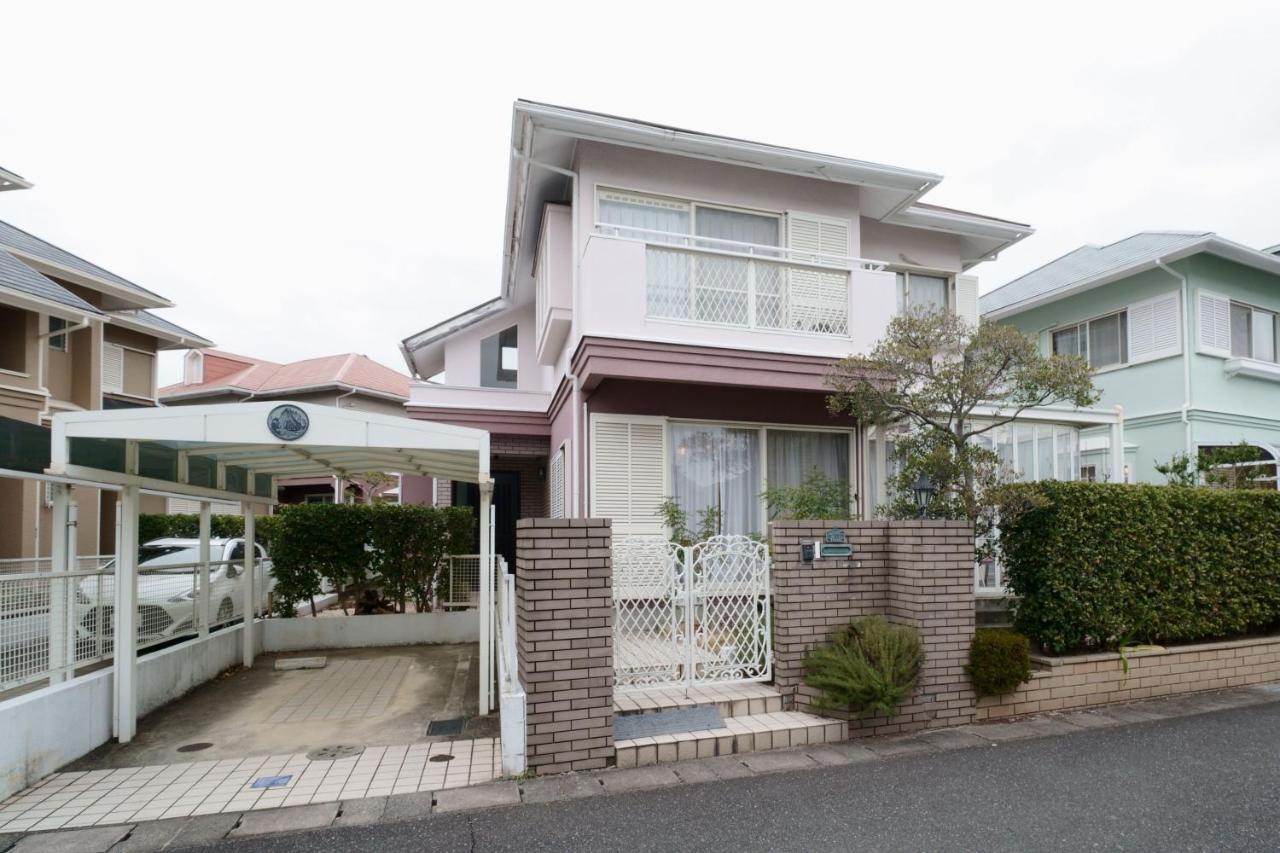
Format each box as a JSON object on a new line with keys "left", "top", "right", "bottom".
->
{"left": 900, "top": 273, "right": 948, "bottom": 312}
{"left": 766, "top": 430, "right": 849, "bottom": 491}
{"left": 602, "top": 195, "right": 693, "bottom": 321}
{"left": 599, "top": 195, "right": 689, "bottom": 241}
{"left": 671, "top": 425, "right": 760, "bottom": 537}
{"left": 695, "top": 208, "right": 779, "bottom": 250}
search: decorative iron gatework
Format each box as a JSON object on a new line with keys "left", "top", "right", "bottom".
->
{"left": 613, "top": 534, "right": 772, "bottom": 691}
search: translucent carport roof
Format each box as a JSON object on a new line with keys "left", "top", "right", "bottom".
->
{"left": 48, "top": 401, "right": 490, "bottom": 504}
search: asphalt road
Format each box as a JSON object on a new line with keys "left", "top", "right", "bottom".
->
{"left": 183, "top": 702, "right": 1280, "bottom": 853}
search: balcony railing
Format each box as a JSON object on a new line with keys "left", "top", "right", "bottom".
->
{"left": 595, "top": 225, "right": 884, "bottom": 338}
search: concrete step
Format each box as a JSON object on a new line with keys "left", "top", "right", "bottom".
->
{"left": 614, "top": 711, "right": 847, "bottom": 768}
{"left": 613, "top": 684, "right": 784, "bottom": 719}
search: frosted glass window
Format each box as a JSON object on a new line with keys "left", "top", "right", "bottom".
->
{"left": 1037, "top": 428, "right": 1054, "bottom": 480}
{"left": 598, "top": 192, "right": 690, "bottom": 242}
{"left": 695, "top": 207, "right": 780, "bottom": 250}
{"left": 1255, "top": 310, "right": 1277, "bottom": 362}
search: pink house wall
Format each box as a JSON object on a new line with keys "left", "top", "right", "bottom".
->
{"left": 440, "top": 302, "right": 554, "bottom": 393}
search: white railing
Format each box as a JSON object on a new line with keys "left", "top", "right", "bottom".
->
{"left": 0, "top": 557, "right": 266, "bottom": 692}
{"left": 0, "top": 556, "right": 115, "bottom": 575}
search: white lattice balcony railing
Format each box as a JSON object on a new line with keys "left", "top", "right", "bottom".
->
{"left": 596, "top": 225, "right": 884, "bottom": 338}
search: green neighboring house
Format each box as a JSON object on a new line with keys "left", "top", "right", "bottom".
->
{"left": 982, "top": 232, "right": 1280, "bottom": 487}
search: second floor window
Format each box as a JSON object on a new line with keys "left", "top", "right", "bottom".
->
{"left": 481, "top": 325, "right": 518, "bottom": 389}
{"left": 1053, "top": 310, "right": 1128, "bottom": 370}
{"left": 896, "top": 272, "right": 950, "bottom": 313}
{"left": 49, "top": 317, "right": 69, "bottom": 352}
{"left": 1230, "top": 302, "right": 1277, "bottom": 363}
{"left": 0, "top": 306, "right": 26, "bottom": 373}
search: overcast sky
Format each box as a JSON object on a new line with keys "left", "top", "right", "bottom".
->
{"left": 3, "top": 1, "right": 1279, "bottom": 386}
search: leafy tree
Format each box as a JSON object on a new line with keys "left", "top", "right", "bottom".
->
{"left": 1155, "top": 441, "right": 1271, "bottom": 489}
{"left": 827, "top": 308, "right": 1098, "bottom": 530}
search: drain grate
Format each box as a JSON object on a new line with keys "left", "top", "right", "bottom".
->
{"left": 426, "top": 718, "right": 466, "bottom": 737}
{"left": 429, "top": 754, "right": 454, "bottom": 763}
{"left": 306, "top": 744, "right": 365, "bottom": 761}
{"left": 176, "top": 742, "right": 214, "bottom": 753}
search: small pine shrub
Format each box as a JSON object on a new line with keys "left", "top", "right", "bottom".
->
{"left": 966, "top": 629, "right": 1032, "bottom": 697}
{"left": 804, "top": 616, "right": 923, "bottom": 717}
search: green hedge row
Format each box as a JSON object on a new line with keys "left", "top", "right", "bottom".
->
{"left": 999, "top": 481, "right": 1280, "bottom": 653}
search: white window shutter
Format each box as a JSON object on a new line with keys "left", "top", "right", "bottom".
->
{"left": 102, "top": 343, "right": 124, "bottom": 394}
{"left": 549, "top": 448, "right": 565, "bottom": 519}
{"left": 1127, "top": 292, "right": 1181, "bottom": 364}
{"left": 786, "top": 212, "right": 852, "bottom": 335}
{"left": 1197, "top": 289, "right": 1232, "bottom": 357}
{"left": 591, "top": 417, "right": 666, "bottom": 535}
{"left": 955, "top": 276, "right": 980, "bottom": 327}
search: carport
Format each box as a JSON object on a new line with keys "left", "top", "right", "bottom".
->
{"left": 44, "top": 401, "right": 496, "bottom": 745}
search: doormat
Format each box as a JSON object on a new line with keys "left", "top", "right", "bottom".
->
{"left": 427, "top": 718, "right": 466, "bottom": 737}
{"left": 614, "top": 705, "right": 724, "bottom": 741}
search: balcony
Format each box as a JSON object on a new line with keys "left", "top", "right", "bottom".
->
{"left": 585, "top": 226, "right": 895, "bottom": 356}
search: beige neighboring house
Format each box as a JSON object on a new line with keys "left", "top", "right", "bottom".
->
{"left": 0, "top": 168, "right": 213, "bottom": 560}
{"left": 159, "top": 349, "right": 412, "bottom": 509}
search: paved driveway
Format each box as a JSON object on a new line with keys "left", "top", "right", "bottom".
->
{"left": 177, "top": 699, "right": 1280, "bottom": 852}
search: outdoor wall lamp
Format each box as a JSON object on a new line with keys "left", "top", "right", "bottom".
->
{"left": 913, "top": 472, "right": 936, "bottom": 518}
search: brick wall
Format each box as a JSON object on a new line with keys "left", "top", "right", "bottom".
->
{"left": 515, "top": 518, "right": 614, "bottom": 773}
{"left": 771, "top": 520, "right": 976, "bottom": 737}
{"left": 977, "top": 636, "right": 1280, "bottom": 721}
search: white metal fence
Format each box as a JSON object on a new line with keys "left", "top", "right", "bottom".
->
{"left": 439, "top": 555, "right": 483, "bottom": 610}
{"left": 0, "top": 556, "right": 115, "bottom": 575}
{"left": 612, "top": 534, "right": 772, "bottom": 692}
{"left": 0, "top": 557, "right": 268, "bottom": 692}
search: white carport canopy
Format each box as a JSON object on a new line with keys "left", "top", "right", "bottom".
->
{"left": 46, "top": 402, "right": 495, "bottom": 744}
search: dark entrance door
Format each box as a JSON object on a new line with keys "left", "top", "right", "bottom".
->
{"left": 453, "top": 471, "right": 520, "bottom": 571}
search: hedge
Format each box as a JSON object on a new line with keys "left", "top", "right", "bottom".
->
{"left": 998, "top": 481, "right": 1280, "bottom": 653}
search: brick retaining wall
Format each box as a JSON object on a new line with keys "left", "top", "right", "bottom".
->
{"left": 771, "top": 520, "right": 976, "bottom": 737}
{"left": 515, "top": 518, "right": 614, "bottom": 773}
{"left": 977, "top": 636, "right": 1280, "bottom": 721}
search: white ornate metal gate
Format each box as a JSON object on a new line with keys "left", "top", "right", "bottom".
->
{"left": 612, "top": 534, "right": 772, "bottom": 691}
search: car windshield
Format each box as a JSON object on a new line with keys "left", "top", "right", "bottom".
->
{"left": 137, "top": 545, "right": 202, "bottom": 572}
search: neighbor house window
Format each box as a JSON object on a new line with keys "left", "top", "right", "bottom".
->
{"left": 48, "top": 317, "right": 68, "bottom": 352}
{"left": 0, "top": 306, "right": 27, "bottom": 373}
{"left": 896, "top": 272, "right": 950, "bottom": 313}
{"left": 480, "top": 325, "right": 518, "bottom": 389}
{"left": 1230, "top": 302, "right": 1278, "bottom": 363}
{"left": 1053, "top": 310, "right": 1128, "bottom": 370}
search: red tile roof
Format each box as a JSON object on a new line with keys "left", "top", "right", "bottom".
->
{"left": 160, "top": 349, "right": 410, "bottom": 401}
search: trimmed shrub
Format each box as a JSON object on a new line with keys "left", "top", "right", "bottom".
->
{"left": 139, "top": 513, "right": 245, "bottom": 545}
{"left": 804, "top": 616, "right": 923, "bottom": 717}
{"left": 967, "top": 629, "right": 1032, "bottom": 697}
{"left": 998, "top": 481, "right": 1280, "bottom": 653}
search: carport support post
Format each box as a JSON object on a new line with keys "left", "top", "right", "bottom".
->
{"left": 479, "top": 478, "right": 493, "bottom": 716}
{"left": 48, "top": 483, "right": 70, "bottom": 684}
{"left": 197, "top": 502, "right": 211, "bottom": 638}
{"left": 115, "top": 485, "right": 140, "bottom": 744}
{"left": 241, "top": 503, "right": 255, "bottom": 668}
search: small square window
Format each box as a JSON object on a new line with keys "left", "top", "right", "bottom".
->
{"left": 481, "top": 325, "right": 518, "bottom": 389}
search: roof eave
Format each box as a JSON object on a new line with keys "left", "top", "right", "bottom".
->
{"left": 0, "top": 284, "right": 102, "bottom": 321}
{"left": 6, "top": 248, "right": 174, "bottom": 309}
{"left": 106, "top": 312, "right": 215, "bottom": 350}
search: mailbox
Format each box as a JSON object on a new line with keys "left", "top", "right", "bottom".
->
{"left": 820, "top": 527, "right": 853, "bottom": 559}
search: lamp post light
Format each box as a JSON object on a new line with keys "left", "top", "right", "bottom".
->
{"left": 912, "top": 472, "right": 936, "bottom": 519}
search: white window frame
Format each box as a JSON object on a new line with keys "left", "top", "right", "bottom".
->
{"left": 102, "top": 341, "right": 157, "bottom": 401}
{"left": 48, "top": 317, "right": 69, "bottom": 353}
{"left": 1050, "top": 308, "right": 1129, "bottom": 371}
{"left": 1229, "top": 300, "right": 1279, "bottom": 364}
{"left": 894, "top": 269, "right": 954, "bottom": 314}
{"left": 549, "top": 444, "right": 566, "bottom": 519}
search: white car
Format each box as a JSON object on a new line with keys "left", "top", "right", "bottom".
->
{"left": 78, "top": 538, "right": 274, "bottom": 643}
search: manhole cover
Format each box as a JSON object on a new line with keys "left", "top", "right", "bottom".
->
{"left": 176, "top": 742, "right": 214, "bottom": 753}
{"left": 426, "top": 718, "right": 466, "bottom": 736}
{"left": 306, "top": 745, "right": 365, "bottom": 761}
{"left": 429, "top": 754, "right": 454, "bottom": 763}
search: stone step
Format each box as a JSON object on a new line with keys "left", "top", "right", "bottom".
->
{"left": 613, "top": 683, "right": 784, "bottom": 719}
{"left": 614, "top": 711, "right": 847, "bottom": 768}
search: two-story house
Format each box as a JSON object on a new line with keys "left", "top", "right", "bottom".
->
{"left": 982, "top": 231, "right": 1280, "bottom": 487}
{"left": 399, "top": 102, "right": 1048, "bottom": 566}
{"left": 160, "top": 349, "right": 411, "bottom": 507}
{"left": 0, "top": 177, "right": 212, "bottom": 561}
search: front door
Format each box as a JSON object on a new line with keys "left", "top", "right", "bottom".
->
{"left": 453, "top": 471, "right": 520, "bottom": 570}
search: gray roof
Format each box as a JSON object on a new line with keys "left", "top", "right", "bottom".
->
{"left": 0, "top": 218, "right": 168, "bottom": 303}
{"left": 0, "top": 247, "right": 101, "bottom": 314}
{"left": 981, "top": 232, "right": 1212, "bottom": 316}
{"left": 109, "top": 309, "right": 213, "bottom": 347}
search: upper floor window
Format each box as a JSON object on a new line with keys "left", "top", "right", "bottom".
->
{"left": 896, "top": 271, "right": 950, "bottom": 313}
{"left": 48, "top": 317, "right": 68, "bottom": 352}
{"left": 0, "top": 306, "right": 26, "bottom": 373}
{"left": 481, "top": 325, "right": 518, "bottom": 389}
{"left": 1230, "top": 302, "right": 1277, "bottom": 363}
{"left": 1053, "top": 310, "right": 1128, "bottom": 370}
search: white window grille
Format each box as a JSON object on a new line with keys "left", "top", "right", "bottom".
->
{"left": 549, "top": 447, "right": 565, "bottom": 519}
{"left": 102, "top": 343, "right": 124, "bottom": 394}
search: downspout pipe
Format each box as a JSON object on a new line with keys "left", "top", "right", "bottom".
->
{"left": 1155, "top": 258, "right": 1193, "bottom": 457}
